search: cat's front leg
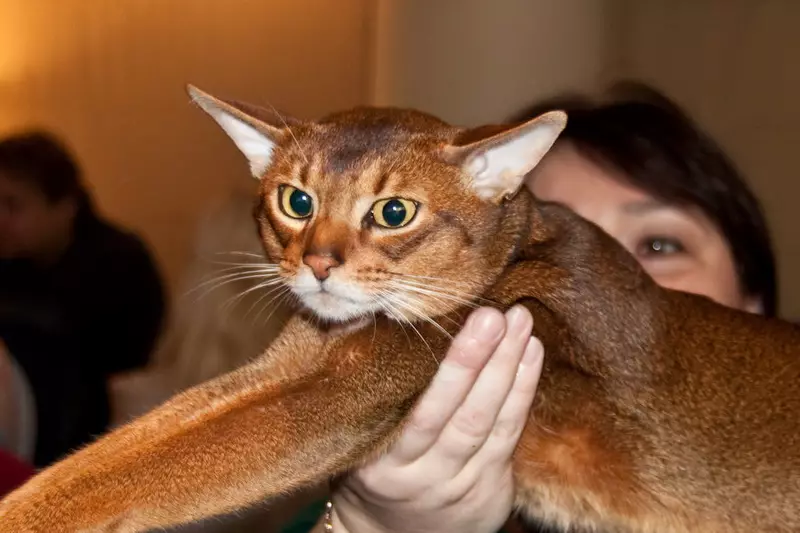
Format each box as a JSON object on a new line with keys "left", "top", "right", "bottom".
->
{"left": 0, "top": 317, "right": 444, "bottom": 533}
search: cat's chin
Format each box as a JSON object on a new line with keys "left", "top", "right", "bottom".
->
{"left": 298, "top": 291, "right": 378, "bottom": 324}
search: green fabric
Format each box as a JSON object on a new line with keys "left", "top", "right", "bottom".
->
{"left": 279, "top": 499, "right": 509, "bottom": 533}
{"left": 280, "top": 499, "right": 327, "bottom": 533}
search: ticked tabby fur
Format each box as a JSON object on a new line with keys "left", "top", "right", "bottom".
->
{"left": 1, "top": 85, "right": 799, "bottom": 533}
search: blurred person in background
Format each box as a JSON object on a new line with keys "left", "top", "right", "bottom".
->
{"left": 0, "top": 131, "right": 166, "bottom": 467}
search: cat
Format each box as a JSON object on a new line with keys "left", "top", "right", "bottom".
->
{"left": 0, "top": 85, "right": 798, "bottom": 533}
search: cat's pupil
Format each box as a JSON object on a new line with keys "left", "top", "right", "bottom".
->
{"left": 290, "top": 190, "right": 312, "bottom": 217}
{"left": 382, "top": 199, "right": 407, "bottom": 227}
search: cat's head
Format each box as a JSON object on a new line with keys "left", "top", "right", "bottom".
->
{"left": 189, "top": 86, "right": 565, "bottom": 324}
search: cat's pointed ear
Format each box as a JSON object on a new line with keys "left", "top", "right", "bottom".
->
{"left": 187, "top": 84, "right": 297, "bottom": 179}
{"left": 444, "top": 111, "right": 567, "bottom": 203}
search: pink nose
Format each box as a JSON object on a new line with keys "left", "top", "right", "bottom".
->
{"left": 303, "top": 253, "right": 341, "bottom": 281}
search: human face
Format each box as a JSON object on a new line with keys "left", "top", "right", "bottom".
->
{"left": 0, "top": 172, "right": 75, "bottom": 261}
{"left": 527, "top": 143, "right": 761, "bottom": 314}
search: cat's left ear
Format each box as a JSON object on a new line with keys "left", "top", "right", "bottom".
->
{"left": 444, "top": 111, "right": 567, "bottom": 203}
{"left": 188, "top": 84, "right": 299, "bottom": 179}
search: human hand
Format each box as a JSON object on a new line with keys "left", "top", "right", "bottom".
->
{"left": 330, "top": 305, "right": 544, "bottom": 533}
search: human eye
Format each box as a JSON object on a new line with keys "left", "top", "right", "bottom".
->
{"left": 635, "top": 236, "right": 686, "bottom": 258}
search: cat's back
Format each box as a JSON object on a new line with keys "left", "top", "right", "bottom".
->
{"left": 637, "top": 291, "right": 800, "bottom": 526}
{"left": 666, "top": 290, "right": 800, "bottom": 391}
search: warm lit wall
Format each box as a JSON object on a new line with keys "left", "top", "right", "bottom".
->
{"left": 614, "top": 0, "right": 800, "bottom": 318}
{"left": 0, "top": 0, "right": 374, "bottom": 290}
{"left": 4, "top": 1, "right": 796, "bottom": 318}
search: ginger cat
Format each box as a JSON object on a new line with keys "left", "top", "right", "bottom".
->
{"left": 1, "top": 85, "right": 799, "bottom": 533}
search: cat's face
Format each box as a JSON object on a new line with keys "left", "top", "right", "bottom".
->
{"left": 190, "top": 87, "right": 565, "bottom": 324}
{"left": 253, "top": 120, "right": 508, "bottom": 323}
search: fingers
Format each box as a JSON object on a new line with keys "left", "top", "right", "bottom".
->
{"left": 475, "top": 335, "right": 544, "bottom": 464}
{"left": 431, "top": 305, "right": 534, "bottom": 474}
{"left": 388, "top": 307, "right": 507, "bottom": 463}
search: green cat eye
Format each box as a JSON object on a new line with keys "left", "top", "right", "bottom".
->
{"left": 371, "top": 198, "right": 418, "bottom": 229}
{"left": 279, "top": 185, "right": 313, "bottom": 219}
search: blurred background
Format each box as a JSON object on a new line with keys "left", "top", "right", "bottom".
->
{"left": 0, "top": 0, "right": 798, "bottom": 530}
{"left": 2, "top": 0, "right": 797, "bottom": 317}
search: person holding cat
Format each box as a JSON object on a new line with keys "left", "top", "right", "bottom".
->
{"left": 286, "top": 82, "right": 777, "bottom": 533}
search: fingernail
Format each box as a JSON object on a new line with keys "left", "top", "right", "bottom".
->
{"left": 522, "top": 337, "right": 543, "bottom": 365}
{"left": 472, "top": 309, "right": 504, "bottom": 342}
{"left": 506, "top": 305, "right": 531, "bottom": 333}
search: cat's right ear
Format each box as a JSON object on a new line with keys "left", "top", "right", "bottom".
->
{"left": 187, "top": 85, "right": 294, "bottom": 179}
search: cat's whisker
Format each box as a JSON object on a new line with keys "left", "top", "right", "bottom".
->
{"left": 388, "top": 280, "right": 479, "bottom": 310}
{"left": 370, "top": 310, "right": 378, "bottom": 350}
{"left": 377, "top": 289, "right": 450, "bottom": 366}
{"left": 388, "top": 272, "right": 474, "bottom": 285}
{"left": 188, "top": 268, "right": 280, "bottom": 292}
{"left": 243, "top": 282, "right": 291, "bottom": 321}
{"left": 373, "top": 292, "right": 415, "bottom": 351}
{"left": 230, "top": 276, "right": 286, "bottom": 301}
{"left": 388, "top": 274, "right": 493, "bottom": 305}
{"left": 203, "top": 262, "right": 280, "bottom": 272}
{"left": 384, "top": 299, "right": 444, "bottom": 366}
{"left": 255, "top": 287, "right": 295, "bottom": 328}
{"left": 214, "top": 251, "right": 268, "bottom": 259}
{"left": 186, "top": 271, "right": 282, "bottom": 302}
{"left": 263, "top": 101, "right": 309, "bottom": 165}
{"left": 219, "top": 277, "right": 287, "bottom": 314}
{"left": 388, "top": 283, "right": 465, "bottom": 330}
{"left": 388, "top": 281, "right": 483, "bottom": 317}
{"left": 392, "top": 292, "right": 453, "bottom": 343}
{"left": 192, "top": 270, "right": 282, "bottom": 291}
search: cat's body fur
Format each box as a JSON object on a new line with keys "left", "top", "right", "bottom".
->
{"left": 0, "top": 87, "right": 798, "bottom": 533}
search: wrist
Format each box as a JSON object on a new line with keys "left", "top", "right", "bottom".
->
{"left": 329, "top": 492, "right": 397, "bottom": 533}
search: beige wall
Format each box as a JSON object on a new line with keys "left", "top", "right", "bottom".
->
{"left": 0, "top": 0, "right": 374, "bottom": 290}
{"left": 372, "top": 0, "right": 612, "bottom": 124}
{"left": 614, "top": 0, "right": 800, "bottom": 318}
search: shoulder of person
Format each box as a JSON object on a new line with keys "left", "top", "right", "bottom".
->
{"left": 78, "top": 217, "right": 157, "bottom": 267}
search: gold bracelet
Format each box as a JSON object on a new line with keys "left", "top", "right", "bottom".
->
{"left": 323, "top": 499, "right": 334, "bottom": 532}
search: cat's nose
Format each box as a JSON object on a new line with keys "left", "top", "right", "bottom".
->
{"left": 303, "top": 253, "right": 342, "bottom": 281}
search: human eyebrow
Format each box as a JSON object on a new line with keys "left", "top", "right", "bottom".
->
{"left": 620, "top": 199, "right": 672, "bottom": 215}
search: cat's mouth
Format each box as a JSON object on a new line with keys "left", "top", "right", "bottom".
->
{"left": 292, "top": 272, "right": 380, "bottom": 323}
{"left": 315, "top": 285, "right": 361, "bottom": 304}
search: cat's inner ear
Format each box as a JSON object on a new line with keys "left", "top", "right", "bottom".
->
{"left": 445, "top": 111, "right": 567, "bottom": 202}
{"left": 188, "top": 84, "right": 292, "bottom": 179}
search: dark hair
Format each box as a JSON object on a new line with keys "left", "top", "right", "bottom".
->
{"left": 0, "top": 130, "right": 95, "bottom": 221}
{"left": 511, "top": 81, "right": 778, "bottom": 317}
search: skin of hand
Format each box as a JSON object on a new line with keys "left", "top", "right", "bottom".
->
{"left": 328, "top": 305, "right": 544, "bottom": 533}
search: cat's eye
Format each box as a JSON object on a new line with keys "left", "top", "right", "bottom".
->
{"left": 635, "top": 237, "right": 685, "bottom": 257}
{"left": 370, "top": 198, "right": 418, "bottom": 229}
{"left": 278, "top": 185, "right": 313, "bottom": 219}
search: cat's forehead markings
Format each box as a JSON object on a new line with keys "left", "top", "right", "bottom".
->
{"left": 361, "top": 158, "right": 387, "bottom": 195}
{"left": 291, "top": 160, "right": 307, "bottom": 186}
{"left": 373, "top": 167, "right": 391, "bottom": 196}
{"left": 315, "top": 108, "right": 454, "bottom": 175}
{"left": 305, "top": 153, "right": 324, "bottom": 186}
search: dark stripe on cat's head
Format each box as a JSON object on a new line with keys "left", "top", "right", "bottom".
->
{"left": 376, "top": 210, "right": 473, "bottom": 261}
